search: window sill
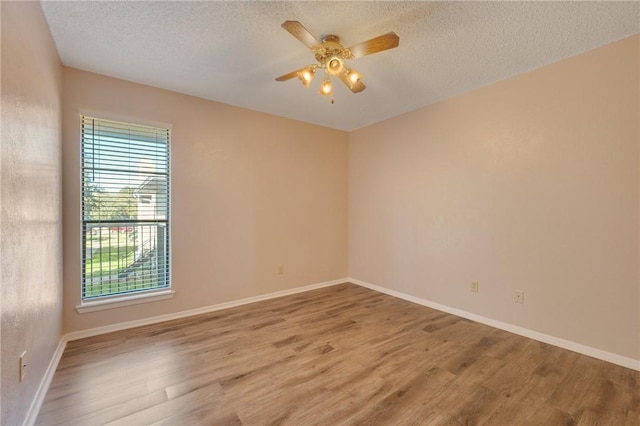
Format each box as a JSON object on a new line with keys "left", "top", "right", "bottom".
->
{"left": 76, "top": 290, "right": 175, "bottom": 314}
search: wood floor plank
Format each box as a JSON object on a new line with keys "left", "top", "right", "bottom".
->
{"left": 37, "top": 283, "right": 640, "bottom": 425}
{"left": 104, "top": 382, "right": 230, "bottom": 426}
{"left": 483, "top": 389, "right": 577, "bottom": 425}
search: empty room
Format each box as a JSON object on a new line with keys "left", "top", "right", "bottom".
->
{"left": 1, "top": 1, "right": 639, "bottom": 425}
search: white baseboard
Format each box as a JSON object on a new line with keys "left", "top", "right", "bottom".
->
{"left": 23, "top": 337, "right": 67, "bottom": 426}
{"left": 348, "top": 278, "right": 640, "bottom": 371}
{"left": 65, "top": 278, "right": 348, "bottom": 342}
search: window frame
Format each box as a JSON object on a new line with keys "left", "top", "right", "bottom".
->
{"left": 78, "top": 115, "right": 173, "bottom": 310}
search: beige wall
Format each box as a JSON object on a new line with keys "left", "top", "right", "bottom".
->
{"left": 62, "top": 68, "right": 348, "bottom": 333}
{"left": 349, "top": 35, "right": 640, "bottom": 361}
{"left": 1, "top": 2, "right": 63, "bottom": 424}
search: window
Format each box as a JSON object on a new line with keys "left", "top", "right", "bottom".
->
{"left": 81, "top": 116, "right": 170, "bottom": 300}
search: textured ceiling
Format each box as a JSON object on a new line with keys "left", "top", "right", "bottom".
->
{"left": 41, "top": 1, "right": 639, "bottom": 131}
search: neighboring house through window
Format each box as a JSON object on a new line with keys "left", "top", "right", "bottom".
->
{"left": 81, "top": 116, "right": 170, "bottom": 300}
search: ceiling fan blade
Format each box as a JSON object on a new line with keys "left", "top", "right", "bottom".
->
{"left": 347, "top": 32, "right": 399, "bottom": 58}
{"left": 338, "top": 73, "right": 366, "bottom": 93}
{"left": 275, "top": 69, "right": 300, "bottom": 82}
{"left": 276, "top": 66, "right": 317, "bottom": 82}
{"left": 281, "top": 21, "right": 323, "bottom": 51}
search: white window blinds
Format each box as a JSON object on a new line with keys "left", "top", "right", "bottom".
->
{"left": 81, "top": 116, "right": 170, "bottom": 299}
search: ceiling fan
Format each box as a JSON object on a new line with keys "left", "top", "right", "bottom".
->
{"left": 275, "top": 21, "right": 399, "bottom": 103}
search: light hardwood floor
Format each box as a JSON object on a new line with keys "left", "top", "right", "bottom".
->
{"left": 37, "top": 283, "right": 639, "bottom": 425}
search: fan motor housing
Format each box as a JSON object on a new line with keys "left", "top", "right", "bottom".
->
{"left": 314, "top": 35, "right": 354, "bottom": 69}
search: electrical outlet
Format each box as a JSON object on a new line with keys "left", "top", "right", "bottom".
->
{"left": 470, "top": 281, "right": 479, "bottom": 292}
{"left": 19, "top": 351, "right": 27, "bottom": 382}
{"left": 278, "top": 265, "right": 284, "bottom": 275}
{"left": 514, "top": 290, "right": 524, "bottom": 304}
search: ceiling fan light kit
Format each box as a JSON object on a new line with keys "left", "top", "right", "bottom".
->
{"left": 319, "top": 78, "right": 333, "bottom": 97}
{"left": 347, "top": 69, "right": 362, "bottom": 85}
{"left": 275, "top": 21, "right": 399, "bottom": 103}
{"left": 296, "top": 67, "right": 316, "bottom": 87}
